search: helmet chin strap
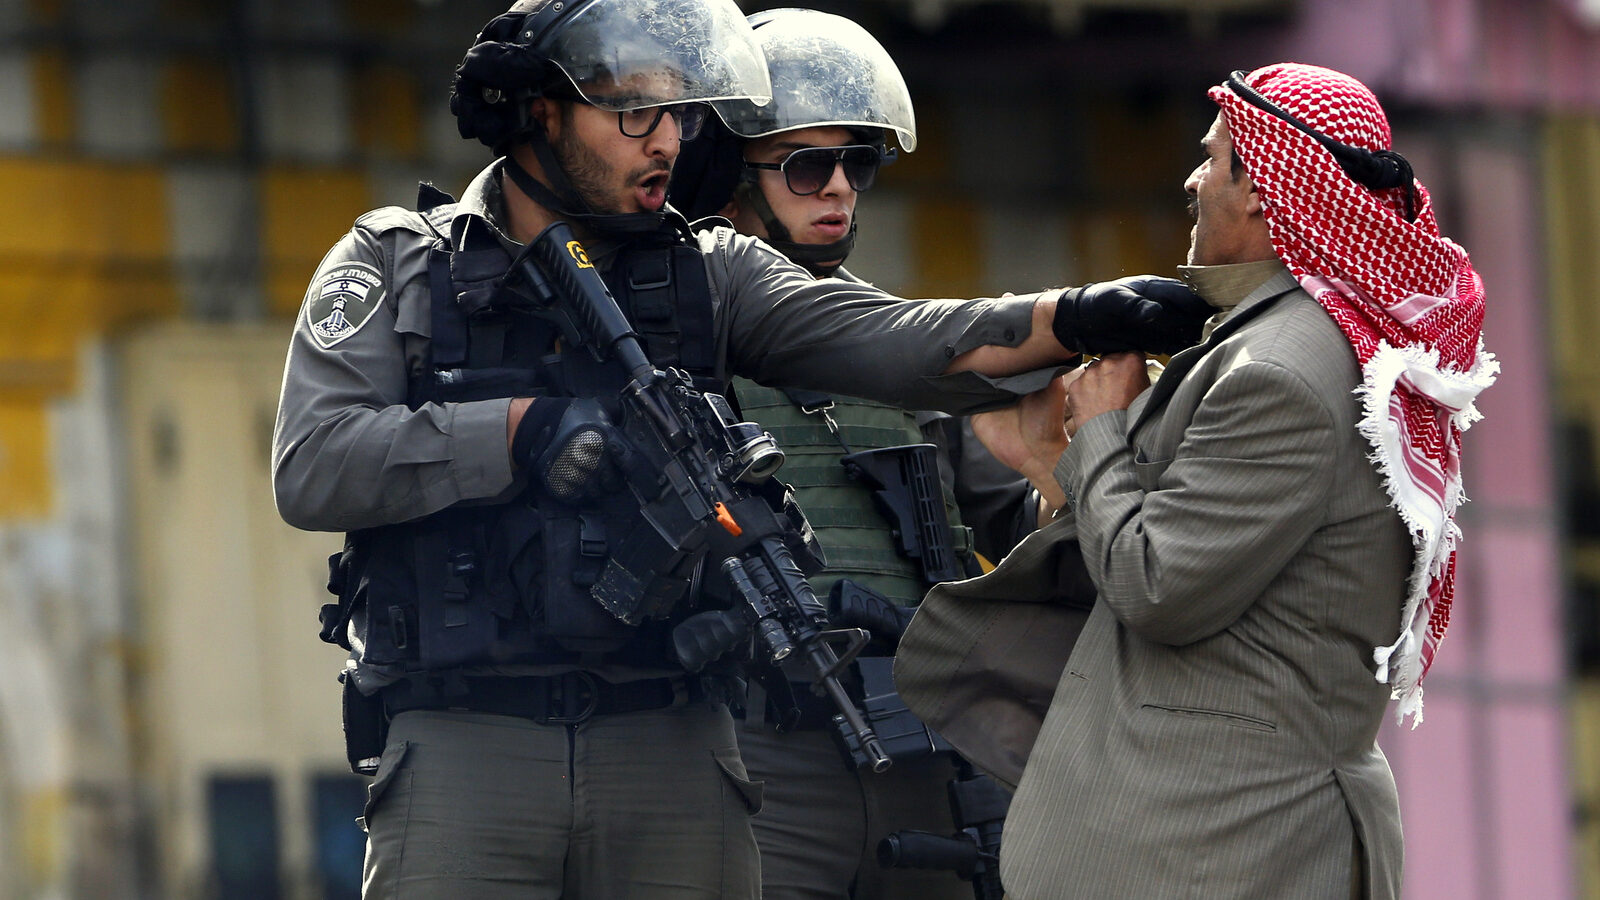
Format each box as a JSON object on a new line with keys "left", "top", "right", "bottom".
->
{"left": 735, "top": 179, "right": 856, "bottom": 277}
{"left": 502, "top": 119, "right": 668, "bottom": 237}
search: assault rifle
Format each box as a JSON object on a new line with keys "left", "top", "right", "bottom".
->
{"left": 503, "top": 221, "right": 891, "bottom": 772}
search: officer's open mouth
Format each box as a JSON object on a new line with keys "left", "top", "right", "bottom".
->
{"left": 637, "top": 172, "right": 670, "bottom": 210}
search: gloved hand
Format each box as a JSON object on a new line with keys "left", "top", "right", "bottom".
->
{"left": 513, "top": 397, "right": 631, "bottom": 503}
{"left": 1052, "top": 276, "right": 1213, "bottom": 356}
{"left": 672, "top": 609, "right": 754, "bottom": 673}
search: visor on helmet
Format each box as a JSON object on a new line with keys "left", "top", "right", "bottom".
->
{"left": 534, "top": 0, "right": 772, "bottom": 113}
{"left": 710, "top": 9, "right": 916, "bottom": 152}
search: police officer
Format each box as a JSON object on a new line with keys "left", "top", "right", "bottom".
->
{"left": 272, "top": 1, "right": 1210, "bottom": 897}
{"left": 669, "top": 11, "right": 1033, "bottom": 898}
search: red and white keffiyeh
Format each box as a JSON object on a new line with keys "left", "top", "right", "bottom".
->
{"left": 1212, "top": 64, "right": 1498, "bottom": 725}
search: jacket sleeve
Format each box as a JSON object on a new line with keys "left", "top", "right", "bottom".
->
{"left": 704, "top": 229, "right": 1050, "bottom": 413}
{"left": 1055, "top": 360, "right": 1337, "bottom": 646}
{"left": 271, "top": 220, "right": 516, "bottom": 533}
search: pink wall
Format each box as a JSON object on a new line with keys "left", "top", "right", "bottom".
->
{"left": 1373, "top": 118, "right": 1572, "bottom": 898}
{"left": 1206, "top": 1, "right": 1584, "bottom": 893}
{"left": 1273, "top": 0, "right": 1600, "bottom": 112}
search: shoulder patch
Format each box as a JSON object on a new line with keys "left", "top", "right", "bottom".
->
{"left": 306, "top": 262, "right": 386, "bottom": 349}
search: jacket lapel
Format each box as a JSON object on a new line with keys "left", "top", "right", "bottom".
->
{"left": 1127, "top": 284, "right": 1295, "bottom": 435}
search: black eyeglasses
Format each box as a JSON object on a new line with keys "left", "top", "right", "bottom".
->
{"left": 744, "top": 145, "right": 883, "bottom": 196}
{"left": 616, "top": 102, "right": 710, "bottom": 141}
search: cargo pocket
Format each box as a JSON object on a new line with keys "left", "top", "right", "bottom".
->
{"left": 358, "top": 739, "right": 412, "bottom": 833}
{"left": 712, "top": 746, "right": 763, "bottom": 816}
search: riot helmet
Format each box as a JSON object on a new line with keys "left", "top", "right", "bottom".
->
{"left": 713, "top": 9, "right": 915, "bottom": 152}
{"left": 450, "top": 0, "right": 772, "bottom": 232}
{"left": 669, "top": 9, "right": 917, "bottom": 273}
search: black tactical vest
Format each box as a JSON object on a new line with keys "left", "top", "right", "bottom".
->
{"left": 322, "top": 189, "right": 725, "bottom": 675}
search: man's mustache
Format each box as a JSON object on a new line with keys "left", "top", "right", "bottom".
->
{"left": 630, "top": 159, "right": 673, "bottom": 184}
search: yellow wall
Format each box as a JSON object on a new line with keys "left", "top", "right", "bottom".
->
{"left": 0, "top": 157, "right": 179, "bottom": 518}
{"left": 1546, "top": 112, "right": 1600, "bottom": 900}
{"left": 261, "top": 167, "right": 372, "bottom": 316}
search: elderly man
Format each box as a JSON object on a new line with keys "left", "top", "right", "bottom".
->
{"left": 897, "top": 63, "right": 1496, "bottom": 899}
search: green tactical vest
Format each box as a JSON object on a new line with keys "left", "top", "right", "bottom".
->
{"left": 732, "top": 376, "right": 973, "bottom": 607}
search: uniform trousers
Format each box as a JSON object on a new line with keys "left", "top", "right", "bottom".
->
{"left": 738, "top": 721, "right": 971, "bottom": 900}
{"left": 361, "top": 701, "right": 761, "bottom": 899}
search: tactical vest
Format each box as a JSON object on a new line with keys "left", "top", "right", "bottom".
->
{"left": 730, "top": 378, "right": 974, "bottom": 607}
{"left": 323, "top": 188, "right": 725, "bottom": 676}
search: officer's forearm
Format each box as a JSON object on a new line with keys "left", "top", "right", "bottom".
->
{"left": 275, "top": 398, "right": 516, "bottom": 532}
{"left": 944, "top": 294, "right": 1071, "bottom": 376}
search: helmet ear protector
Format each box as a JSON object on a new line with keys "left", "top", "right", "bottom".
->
{"left": 452, "top": 0, "right": 622, "bottom": 152}
{"left": 450, "top": 3, "right": 578, "bottom": 152}
{"left": 1223, "top": 70, "right": 1417, "bottom": 221}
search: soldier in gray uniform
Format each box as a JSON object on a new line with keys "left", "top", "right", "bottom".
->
{"left": 271, "top": 1, "right": 1210, "bottom": 897}
{"left": 668, "top": 11, "right": 1041, "bottom": 899}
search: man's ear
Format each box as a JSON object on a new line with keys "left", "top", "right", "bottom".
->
{"left": 716, "top": 196, "right": 740, "bottom": 220}
{"left": 1245, "top": 181, "right": 1265, "bottom": 217}
{"left": 528, "top": 96, "right": 558, "bottom": 139}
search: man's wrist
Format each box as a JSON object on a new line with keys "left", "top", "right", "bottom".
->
{"left": 1037, "top": 292, "right": 1072, "bottom": 360}
{"left": 507, "top": 397, "right": 535, "bottom": 458}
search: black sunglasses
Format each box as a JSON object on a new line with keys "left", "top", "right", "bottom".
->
{"left": 744, "top": 145, "right": 883, "bottom": 196}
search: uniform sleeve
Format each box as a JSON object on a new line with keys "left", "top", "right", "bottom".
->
{"left": 272, "top": 223, "right": 516, "bottom": 532}
{"left": 705, "top": 230, "right": 1047, "bottom": 413}
{"left": 1055, "top": 360, "right": 1337, "bottom": 646}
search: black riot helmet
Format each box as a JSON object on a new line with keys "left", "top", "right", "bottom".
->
{"left": 449, "top": 0, "right": 772, "bottom": 233}
{"left": 668, "top": 9, "right": 916, "bottom": 274}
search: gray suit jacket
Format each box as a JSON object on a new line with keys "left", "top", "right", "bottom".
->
{"left": 898, "top": 271, "right": 1408, "bottom": 900}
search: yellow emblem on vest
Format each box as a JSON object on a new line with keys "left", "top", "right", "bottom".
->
{"left": 566, "top": 240, "right": 593, "bottom": 268}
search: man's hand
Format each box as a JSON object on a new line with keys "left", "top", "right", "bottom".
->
{"left": 1065, "top": 352, "right": 1149, "bottom": 438}
{"left": 1053, "top": 276, "right": 1211, "bottom": 356}
{"left": 971, "top": 370, "right": 1083, "bottom": 509}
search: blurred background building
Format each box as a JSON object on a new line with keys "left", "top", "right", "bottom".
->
{"left": 0, "top": 0, "right": 1592, "bottom": 896}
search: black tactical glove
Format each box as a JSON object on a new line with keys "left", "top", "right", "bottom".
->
{"left": 1052, "top": 276, "right": 1213, "bottom": 356}
{"left": 513, "top": 397, "right": 630, "bottom": 503}
{"left": 672, "top": 608, "right": 754, "bottom": 673}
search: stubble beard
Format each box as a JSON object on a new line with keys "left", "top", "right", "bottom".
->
{"left": 551, "top": 126, "right": 623, "bottom": 215}
{"left": 549, "top": 122, "right": 670, "bottom": 216}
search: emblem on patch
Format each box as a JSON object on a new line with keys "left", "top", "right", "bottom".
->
{"left": 307, "top": 263, "right": 385, "bottom": 349}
